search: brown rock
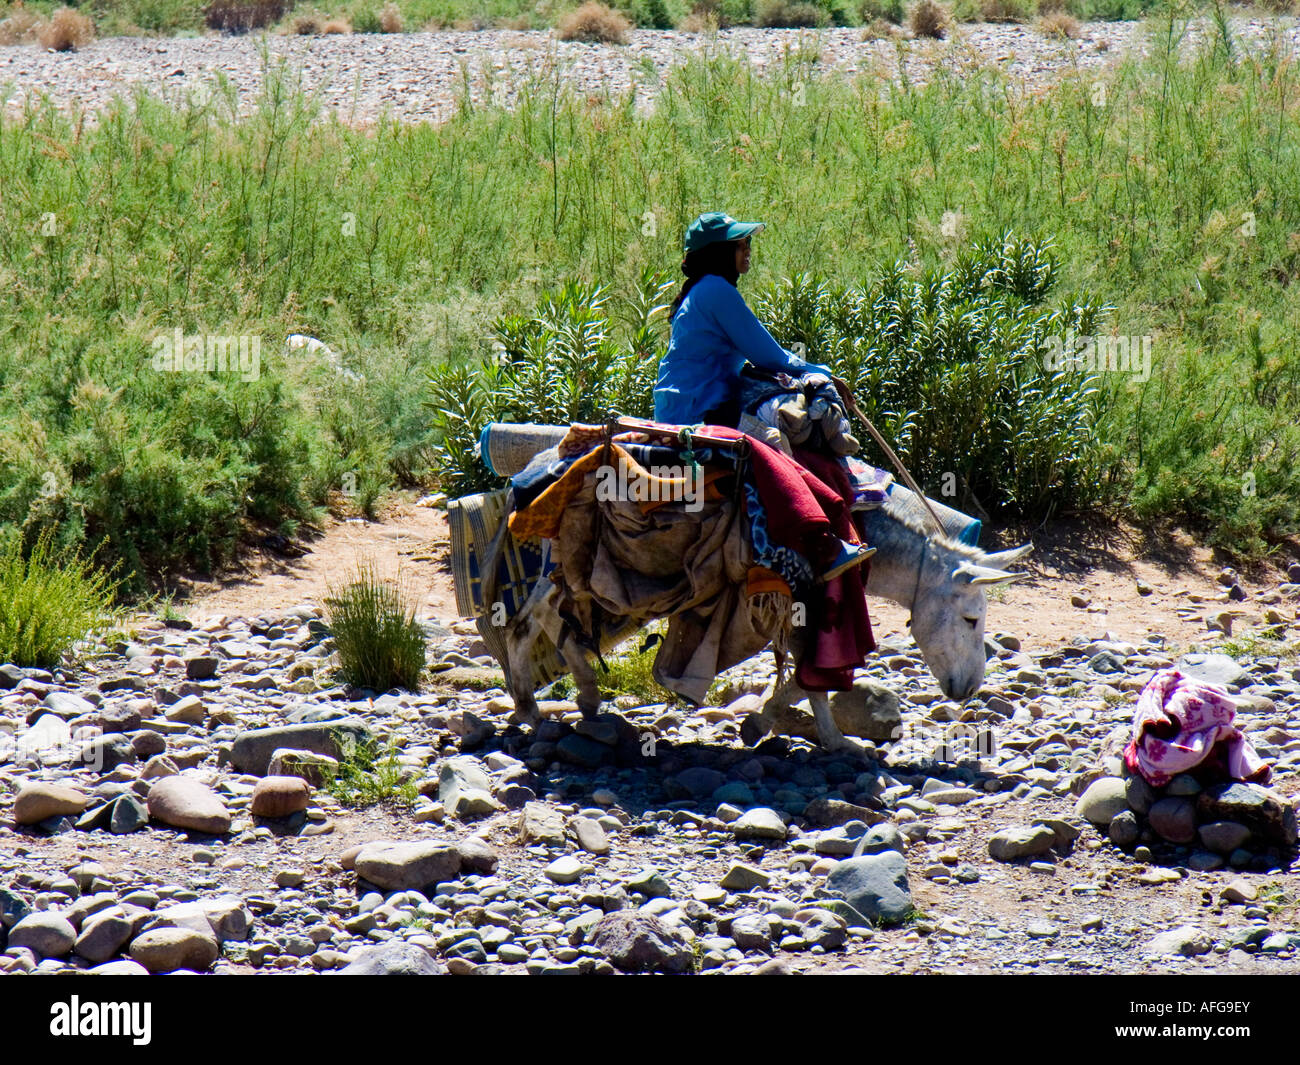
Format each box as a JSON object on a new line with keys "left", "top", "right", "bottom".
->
{"left": 128, "top": 927, "right": 219, "bottom": 973}
{"left": 250, "top": 775, "right": 311, "bottom": 818}
{"left": 146, "top": 776, "right": 231, "bottom": 834}
{"left": 13, "top": 782, "right": 88, "bottom": 825}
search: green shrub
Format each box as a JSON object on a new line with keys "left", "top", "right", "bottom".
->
{"left": 857, "top": 0, "right": 904, "bottom": 21}
{"left": 753, "top": 0, "right": 830, "bottom": 24}
{"left": 752, "top": 234, "right": 1114, "bottom": 520}
{"left": 326, "top": 735, "right": 419, "bottom": 808}
{"left": 629, "top": 0, "right": 685, "bottom": 26}
{"left": 324, "top": 561, "right": 428, "bottom": 692}
{"left": 425, "top": 269, "right": 673, "bottom": 494}
{"left": 0, "top": 527, "right": 120, "bottom": 669}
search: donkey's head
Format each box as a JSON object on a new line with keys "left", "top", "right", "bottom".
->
{"left": 862, "top": 503, "right": 1032, "bottom": 703}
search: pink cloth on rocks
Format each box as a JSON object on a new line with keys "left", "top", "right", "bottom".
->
{"left": 1123, "top": 669, "right": 1271, "bottom": 787}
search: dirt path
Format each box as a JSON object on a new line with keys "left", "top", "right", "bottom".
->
{"left": 175, "top": 493, "right": 1292, "bottom": 654}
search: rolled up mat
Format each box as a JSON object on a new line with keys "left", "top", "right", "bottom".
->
{"left": 477, "top": 423, "right": 570, "bottom": 478}
{"left": 885, "top": 482, "right": 981, "bottom": 547}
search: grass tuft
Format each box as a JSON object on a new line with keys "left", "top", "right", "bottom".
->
{"left": 1037, "top": 9, "right": 1079, "bottom": 34}
{"left": 324, "top": 560, "right": 427, "bottom": 692}
{"left": 0, "top": 528, "right": 120, "bottom": 669}
{"left": 326, "top": 734, "right": 419, "bottom": 807}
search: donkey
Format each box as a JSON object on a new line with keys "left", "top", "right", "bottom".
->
{"left": 500, "top": 493, "right": 1031, "bottom": 756}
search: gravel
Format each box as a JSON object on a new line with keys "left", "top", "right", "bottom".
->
{"left": 3, "top": 19, "right": 1299, "bottom": 128}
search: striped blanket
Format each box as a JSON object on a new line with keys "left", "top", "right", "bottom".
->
{"left": 446, "top": 487, "right": 641, "bottom": 691}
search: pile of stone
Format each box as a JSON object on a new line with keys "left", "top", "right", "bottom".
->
{"left": 1075, "top": 768, "right": 1297, "bottom": 871}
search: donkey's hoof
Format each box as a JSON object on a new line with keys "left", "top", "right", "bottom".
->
{"left": 823, "top": 735, "right": 870, "bottom": 760}
{"left": 740, "top": 714, "right": 771, "bottom": 747}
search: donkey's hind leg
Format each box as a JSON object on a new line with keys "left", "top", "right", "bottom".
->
{"left": 503, "top": 581, "right": 565, "bottom": 731}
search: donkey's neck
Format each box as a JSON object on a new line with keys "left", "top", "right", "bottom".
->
{"left": 858, "top": 503, "right": 951, "bottom": 609}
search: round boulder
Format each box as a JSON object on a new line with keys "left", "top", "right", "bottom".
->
{"left": 250, "top": 775, "right": 311, "bottom": 818}
{"left": 13, "top": 782, "right": 88, "bottom": 825}
{"left": 128, "top": 927, "right": 219, "bottom": 973}
{"left": 146, "top": 776, "right": 231, "bottom": 835}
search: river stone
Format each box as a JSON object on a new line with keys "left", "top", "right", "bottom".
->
{"left": 13, "top": 782, "right": 88, "bottom": 825}
{"left": 74, "top": 911, "right": 133, "bottom": 963}
{"left": 829, "top": 679, "right": 902, "bottom": 742}
{"left": 146, "top": 777, "right": 231, "bottom": 834}
{"left": 1148, "top": 797, "right": 1197, "bottom": 844}
{"left": 720, "top": 862, "right": 770, "bottom": 892}
{"left": 250, "top": 775, "right": 311, "bottom": 818}
{"left": 1108, "top": 810, "right": 1140, "bottom": 849}
{"left": 81, "top": 734, "right": 137, "bottom": 772}
{"left": 456, "top": 836, "right": 500, "bottom": 874}
{"left": 98, "top": 703, "right": 143, "bottom": 733}
{"left": 804, "top": 796, "right": 886, "bottom": 828}
{"left": 337, "top": 941, "right": 447, "bottom": 975}
{"left": 731, "top": 807, "right": 787, "bottom": 841}
{"left": 1146, "top": 925, "right": 1213, "bottom": 957}
{"left": 572, "top": 816, "right": 610, "bottom": 855}
{"left": 165, "top": 695, "right": 206, "bottom": 725}
{"left": 1196, "top": 782, "right": 1297, "bottom": 847}
{"left": 1198, "top": 821, "right": 1252, "bottom": 854}
{"left": 730, "top": 913, "right": 772, "bottom": 950}
{"left": 88, "top": 960, "right": 150, "bottom": 975}
{"left": 184, "top": 655, "right": 219, "bottom": 681}
{"left": 129, "top": 927, "right": 219, "bottom": 973}
{"left": 1074, "top": 777, "right": 1129, "bottom": 825}
{"left": 40, "top": 691, "right": 96, "bottom": 720}
{"left": 229, "top": 719, "right": 370, "bottom": 775}
{"left": 825, "top": 850, "right": 913, "bottom": 926}
{"left": 519, "top": 801, "right": 566, "bottom": 846}
{"left": 353, "top": 841, "right": 462, "bottom": 891}
{"left": 1125, "top": 775, "right": 1156, "bottom": 815}
{"left": 592, "top": 911, "right": 692, "bottom": 974}
{"left": 267, "top": 748, "right": 338, "bottom": 786}
{"left": 555, "top": 733, "right": 609, "bottom": 768}
{"left": 109, "top": 793, "right": 149, "bottom": 834}
{"left": 9, "top": 912, "right": 76, "bottom": 958}
{"left": 1176, "top": 653, "right": 1249, "bottom": 689}
{"left": 988, "top": 824, "right": 1056, "bottom": 861}
{"left": 854, "top": 823, "right": 906, "bottom": 855}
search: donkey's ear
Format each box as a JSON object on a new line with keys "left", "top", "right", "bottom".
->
{"left": 952, "top": 561, "right": 1028, "bottom": 586}
{"left": 980, "top": 544, "right": 1033, "bottom": 569}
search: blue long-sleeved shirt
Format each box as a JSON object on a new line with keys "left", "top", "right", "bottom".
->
{"left": 653, "top": 273, "right": 833, "bottom": 425}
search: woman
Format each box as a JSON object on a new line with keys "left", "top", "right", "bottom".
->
{"left": 655, "top": 212, "right": 870, "bottom": 583}
{"left": 654, "top": 211, "right": 836, "bottom": 427}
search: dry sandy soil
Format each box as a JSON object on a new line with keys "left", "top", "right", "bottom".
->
{"left": 174, "top": 493, "right": 1295, "bottom": 653}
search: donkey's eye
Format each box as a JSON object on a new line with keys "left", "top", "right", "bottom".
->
{"left": 964, "top": 616, "right": 979, "bottom": 628}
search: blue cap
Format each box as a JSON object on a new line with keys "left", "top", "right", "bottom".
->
{"left": 684, "top": 211, "right": 765, "bottom": 253}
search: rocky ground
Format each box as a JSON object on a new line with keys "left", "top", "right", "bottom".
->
{"left": 1, "top": 18, "right": 1299, "bottom": 127}
{"left": 1, "top": 502, "right": 1298, "bottom": 976}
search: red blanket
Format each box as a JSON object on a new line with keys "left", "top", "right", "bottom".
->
{"left": 702, "top": 427, "right": 876, "bottom": 691}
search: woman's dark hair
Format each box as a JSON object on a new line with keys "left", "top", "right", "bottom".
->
{"left": 670, "top": 240, "right": 741, "bottom": 320}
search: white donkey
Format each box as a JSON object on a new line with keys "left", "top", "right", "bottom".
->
{"left": 500, "top": 493, "right": 1031, "bottom": 756}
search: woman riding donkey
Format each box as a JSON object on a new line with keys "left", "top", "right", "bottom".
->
{"left": 654, "top": 211, "right": 872, "bottom": 584}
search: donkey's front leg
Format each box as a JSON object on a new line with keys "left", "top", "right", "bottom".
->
{"left": 740, "top": 669, "right": 801, "bottom": 746}
{"left": 809, "top": 691, "right": 868, "bottom": 759}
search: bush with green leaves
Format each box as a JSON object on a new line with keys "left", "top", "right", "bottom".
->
{"left": 425, "top": 268, "right": 674, "bottom": 495}
{"left": 0, "top": 527, "right": 121, "bottom": 669}
{"left": 431, "top": 235, "right": 1115, "bottom": 522}
{"left": 752, "top": 234, "right": 1114, "bottom": 520}
{"left": 324, "top": 561, "right": 428, "bottom": 692}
